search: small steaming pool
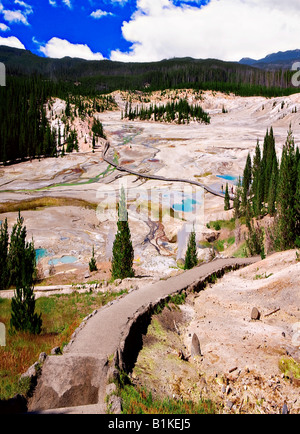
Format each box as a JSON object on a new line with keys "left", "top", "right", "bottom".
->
{"left": 35, "top": 248, "right": 49, "bottom": 263}
{"left": 48, "top": 256, "right": 78, "bottom": 266}
{"left": 216, "top": 175, "right": 241, "bottom": 185}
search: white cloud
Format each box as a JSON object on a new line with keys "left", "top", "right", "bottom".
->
{"left": 40, "top": 37, "right": 104, "bottom": 60}
{"left": 110, "top": 0, "right": 300, "bottom": 62}
{"left": 90, "top": 9, "right": 114, "bottom": 19}
{"left": 0, "top": 22, "right": 9, "bottom": 31}
{"left": 48, "top": 0, "right": 71, "bottom": 8}
{"left": 0, "top": 35, "right": 25, "bottom": 49}
{"left": 0, "top": 0, "right": 33, "bottom": 26}
{"left": 62, "top": 0, "right": 72, "bottom": 8}
{"left": 14, "top": 1, "right": 33, "bottom": 14}
{"left": 2, "top": 9, "right": 29, "bottom": 25}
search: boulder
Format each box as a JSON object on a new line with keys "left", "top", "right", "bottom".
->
{"left": 251, "top": 307, "right": 261, "bottom": 321}
{"left": 191, "top": 333, "right": 201, "bottom": 357}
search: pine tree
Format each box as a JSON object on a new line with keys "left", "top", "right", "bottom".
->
{"left": 224, "top": 183, "right": 230, "bottom": 211}
{"left": 0, "top": 219, "right": 9, "bottom": 290}
{"left": 267, "top": 158, "right": 278, "bottom": 216}
{"left": 233, "top": 178, "right": 243, "bottom": 220}
{"left": 7, "top": 213, "right": 36, "bottom": 288}
{"left": 242, "top": 153, "right": 252, "bottom": 210}
{"left": 252, "top": 140, "right": 263, "bottom": 217}
{"left": 111, "top": 187, "right": 135, "bottom": 280}
{"left": 277, "top": 127, "right": 297, "bottom": 250}
{"left": 9, "top": 214, "right": 42, "bottom": 334}
{"left": 184, "top": 229, "right": 198, "bottom": 270}
{"left": 10, "top": 281, "right": 42, "bottom": 334}
{"left": 89, "top": 246, "right": 98, "bottom": 272}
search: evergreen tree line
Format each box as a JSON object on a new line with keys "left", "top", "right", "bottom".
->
{"left": 229, "top": 127, "right": 300, "bottom": 254}
{"left": 4, "top": 46, "right": 297, "bottom": 97}
{"left": 0, "top": 76, "right": 57, "bottom": 163}
{"left": 0, "top": 76, "right": 109, "bottom": 163}
{"left": 123, "top": 99, "right": 211, "bottom": 125}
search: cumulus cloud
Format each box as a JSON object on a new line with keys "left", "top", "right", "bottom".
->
{"left": 0, "top": 22, "right": 9, "bottom": 31}
{"left": 40, "top": 37, "right": 104, "bottom": 60}
{"left": 2, "top": 9, "right": 29, "bottom": 25}
{"left": 0, "top": 0, "right": 33, "bottom": 26}
{"left": 48, "top": 0, "right": 72, "bottom": 8}
{"left": 110, "top": 0, "right": 300, "bottom": 62}
{"left": 90, "top": 9, "right": 114, "bottom": 19}
{"left": 0, "top": 35, "right": 25, "bottom": 49}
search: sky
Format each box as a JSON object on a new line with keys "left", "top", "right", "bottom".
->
{"left": 0, "top": 0, "right": 299, "bottom": 63}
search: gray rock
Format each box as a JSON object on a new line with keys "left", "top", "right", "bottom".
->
{"left": 51, "top": 346, "right": 61, "bottom": 355}
{"left": 191, "top": 333, "right": 201, "bottom": 357}
{"left": 282, "top": 403, "right": 289, "bottom": 414}
{"left": 38, "top": 352, "right": 47, "bottom": 363}
{"left": 106, "top": 383, "right": 117, "bottom": 396}
{"left": 108, "top": 395, "right": 122, "bottom": 414}
{"left": 20, "top": 362, "right": 40, "bottom": 381}
{"left": 251, "top": 307, "right": 261, "bottom": 321}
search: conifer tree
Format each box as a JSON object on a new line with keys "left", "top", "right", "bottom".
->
{"left": 233, "top": 178, "right": 243, "bottom": 220}
{"left": 277, "top": 127, "right": 297, "bottom": 250}
{"left": 8, "top": 213, "right": 36, "bottom": 288}
{"left": 111, "top": 187, "right": 135, "bottom": 280}
{"left": 10, "top": 281, "right": 42, "bottom": 335}
{"left": 267, "top": 158, "right": 278, "bottom": 216}
{"left": 0, "top": 219, "right": 9, "bottom": 291}
{"left": 9, "top": 214, "right": 42, "bottom": 334}
{"left": 89, "top": 246, "right": 98, "bottom": 272}
{"left": 224, "top": 183, "right": 230, "bottom": 211}
{"left": 252, "top": 140, "right": 263, "bottom": 217}
{"left": 184, "top": 228, "right": 198, "bottom": 270}
{"left": 242, "top": 153, "right": 252, "bottom": 210}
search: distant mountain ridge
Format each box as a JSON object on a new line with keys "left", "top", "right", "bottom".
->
{"left": 240, "top": 49, "right": 300, "bottom": 70}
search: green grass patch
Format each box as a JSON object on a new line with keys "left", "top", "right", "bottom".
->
{"left": 0, "top": 289, "right": 127, "bottom": 400}
{"left": 279, "top": 357, "right": 300, "bottom": 380}
{"left": 207, "top": 218, "right": 236, "bottom": 231}
{"left": 0, "top": 197, "right": 97, "bottom": 214}
{"left": 119, "top": 384, "right": 215, "bottom": 414}
{"left": 232, "top": 242, "right": 248, "bottom": 258}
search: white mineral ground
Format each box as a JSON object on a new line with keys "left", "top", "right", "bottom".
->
{"left": 0, "top": 89, "right": 300, "bottom": 282}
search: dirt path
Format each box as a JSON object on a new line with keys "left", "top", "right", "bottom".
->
{"left": 27, "top": 257, "right": 259, "bottom": 414}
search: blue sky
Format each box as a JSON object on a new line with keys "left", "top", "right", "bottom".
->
{"left": 0, "top": 0, "right": 299, "bottom": 62}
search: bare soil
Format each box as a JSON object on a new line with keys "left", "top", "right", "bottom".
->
{"left": 130, "top": 250, "right": 300, "bottom": 414}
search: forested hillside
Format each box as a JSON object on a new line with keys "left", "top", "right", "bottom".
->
{"left": 0, "top": 46, "right": 298, "bottom": 96}
{"left": 0, "top": 46, "right": 299, "bottom": 164}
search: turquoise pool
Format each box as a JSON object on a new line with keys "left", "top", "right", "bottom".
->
{"left": 217, "top": 175, "right": 241, "bottom": 185}
{"left": 35, "top": 248, "right": 49, "bottom": 263}
{"left": 48, "top": 256, "right": 77, "bottom": 266}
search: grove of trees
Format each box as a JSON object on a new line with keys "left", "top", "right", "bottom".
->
{"left": 123, "top": 99, "right": 210, "bottom": 124}
{"left": 228, "top": 126, "right": 300, "bottom": 255}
